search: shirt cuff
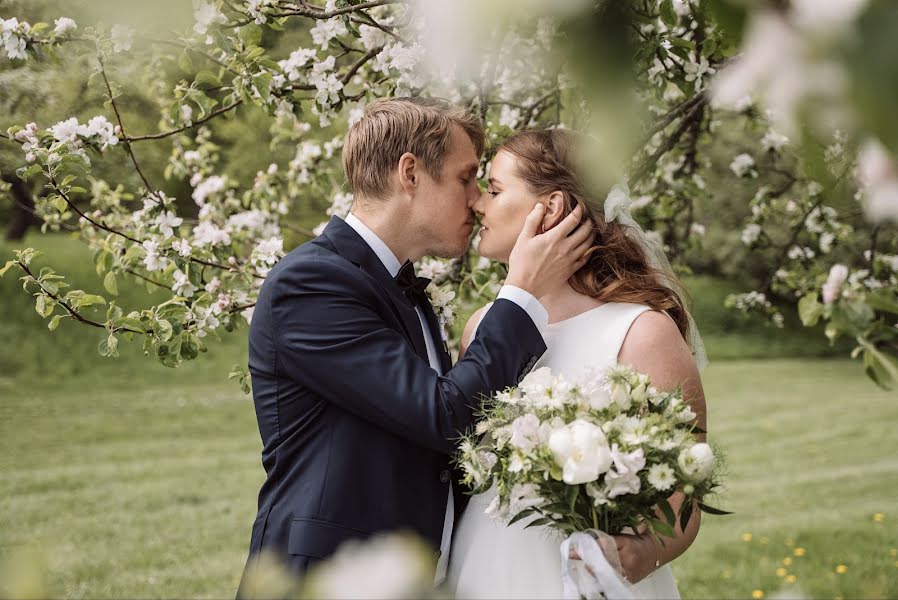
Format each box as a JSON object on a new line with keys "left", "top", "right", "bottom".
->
{"left": 497, "top": 285, "right": 548, "bottom": 338}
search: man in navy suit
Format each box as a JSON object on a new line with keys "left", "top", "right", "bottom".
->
{"left": 238, "top": 97, "right": 592, "bottom": 594}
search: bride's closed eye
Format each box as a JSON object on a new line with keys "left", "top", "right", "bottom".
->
{"left": 487, "top": 189, "right": 499, "bottom": 197}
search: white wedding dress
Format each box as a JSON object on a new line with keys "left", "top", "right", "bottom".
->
{"left": 446, "top": 302, "right": 681, "bottom": 599}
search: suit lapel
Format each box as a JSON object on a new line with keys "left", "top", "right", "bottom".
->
{"left": 318, "top": 216, "right": 429, "bottom": 360}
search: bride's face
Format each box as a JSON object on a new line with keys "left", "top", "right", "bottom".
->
{"left": 473, "top": 150, "right": 545, "bottom": 262}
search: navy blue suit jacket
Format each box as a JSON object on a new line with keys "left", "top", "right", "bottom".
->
{"left": 238, "top": 216, "right": 546, "bottom": 592}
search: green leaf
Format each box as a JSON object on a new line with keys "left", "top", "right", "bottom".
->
{"left": 16, "top": 164, "right": 43, "bottom": 182}
{"left": 862, "top": 345, "right": 898, "bottom": 390}
{"left": 98, "top": 332, "right": 119, "bottom": 357}
{"left": 696, "top": 501, "right": 733, "bottom": 516}
{"left": 679, "top": 499, "right": 694, "bottom": 532}
{"left": 657, "top": 499, "right": 677, "bottom": 527}
{"left": 35, "top": 294, "right": 55, "bottom": 318}
{"left": 156, "top": 319, "right": 173, "bottom": 341}
{"left": 507, "top": 507, "right": 537, "bottom": 526}
{"left": 239, "top": 24, "right": 263, "bottom": 47}
{"left": 565, "top": 484, "right": 579, "bottom": 511}
{"left": 798, "top": 293, "right": 824, "bottom": 327}
{"left": 195, "top": 70, "right": 221, "bottom": 87}
{"left": 253, "top": 72, "right": 272, "bottom": 102}
{"left": 179, "top": 51, "right": 194, "bottom": 74}
{"left": 0, "top": 260, "right": 18, "bottom": 277}
{"left": 659, "top": 0, "right": 677, "bottom": 26}
{"left": 103, "top": 272, "right": 118, "bottom": 296}
{"left": 50, "top": 195, "right": 68, "bottom": 214}
{"left": 48, "top": 315, "right": 63, "bottom": 331}
{"left": 650, "top": 517, "right": 676, "bottom": 538}
{"left": 867, "top": 289, "right": 898, "bottom": 314}
{"left": 523, "top": 517, "right": 554, "bottom": 529}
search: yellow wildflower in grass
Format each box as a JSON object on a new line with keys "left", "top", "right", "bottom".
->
{"left": 785, "top": 538, "right": 795, "bottom": 547}
{"left": 890, "top": 548, "right": 897, "bottom": 557}
{"left": 760, "top": 536, "right": 769, "bottom": 545}
{"left": 873, "top": 513, "right": 885, "bottom": 523}
{"left": 835, "top": 564, "right": 848, "bottom": 574}
{"left": 742, "top": 532, "right": 753, "bottom": 542}
{"left": 752, "top": 590, "right": 764, "bottom": 599}
{"left": 794, "top": 547, "right": 806, "bottom": 557}
{"left": 783, "top": 557, "right": 793, "bottom": 566}
{"left": 786, "top": 575, "right": 797, "bottom": 584}
{"left": 775, "top": 568, "right": 787, "bottom": 577}
{"left": 720, "top": 570, "right": 731, "bottom": 580}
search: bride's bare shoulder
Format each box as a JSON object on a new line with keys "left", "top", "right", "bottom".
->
{"left": 618, "top": 309, "right": 698, "bottom": 389}
{"left": 459, "top": 304, "right": 491, "bottom": 359}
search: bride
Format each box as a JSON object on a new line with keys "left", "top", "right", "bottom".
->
{"left": 446, "top": 128, "right": 708, "bottom": 599}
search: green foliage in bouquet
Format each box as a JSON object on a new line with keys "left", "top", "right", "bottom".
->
{"left": 456, "top": 365, "right": 729, "bottom": 543}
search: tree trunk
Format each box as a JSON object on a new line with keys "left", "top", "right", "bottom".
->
{"left": 4, "top": 175, "right": 38, "bottom": 241}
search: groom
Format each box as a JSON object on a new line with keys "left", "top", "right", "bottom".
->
{"left": 238, "top": 97, "right": 591, "bottom": 593}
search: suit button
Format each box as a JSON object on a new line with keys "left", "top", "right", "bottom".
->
{"left": 439, "top": 470, "right": 450, "bottom": 483}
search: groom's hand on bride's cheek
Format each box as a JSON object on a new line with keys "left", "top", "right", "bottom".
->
{"left": 505, "top": 204, "right": 592, "bottom": 299}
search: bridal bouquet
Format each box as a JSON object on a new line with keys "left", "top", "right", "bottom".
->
{"left": 456, "top": 365, "right": 727, "bottom": 598}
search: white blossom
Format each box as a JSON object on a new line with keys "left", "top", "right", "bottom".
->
{"left": 193, "top": 2, "right": 227, "bottom": 38}
{"left": 192, "top": 221, "right": 231, "bottom": 247}
{"left": 730, "top": 153, "right": 756, "bottom": 178}
{"left": 191, "top": 175, "right": 226, "bottom": 205}
{"left": 141, "top": 239, "right": 168, "bottom": 272}
{"left": 172, "top": 238, "right": 193, "bottom": 258}
{"left": 172, "top": 269, "right": 198, "bottom": 298}
{"left": 154, "top": 210, "right": 184, "bottom": 239}
{"left": 110, "top": 24, "right": 135, "bottom": 53}
{"left": 761, "top": 129, "right": 789, "bottom": 151}
{"left": 310, "top": 18, "right": 348, "bottom": 50}
{"left": 822, "top": 264, "right": 849, "bottom": 304}
{"left": 741, "top": 223, "right": 762, "bottom": 245}
{"left": 53, "top": 17, "right": 77, "bottom": 36}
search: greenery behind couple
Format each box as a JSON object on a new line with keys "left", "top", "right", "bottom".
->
{"left": 1, "top": 0, "right": 897, "bottom": 598}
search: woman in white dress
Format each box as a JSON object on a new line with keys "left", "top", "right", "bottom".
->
{"left": 446, "top": 129, "right": 708, "bottom": 599}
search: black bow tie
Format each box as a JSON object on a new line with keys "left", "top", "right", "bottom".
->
{"left": 394, "top": 260, "right": 431, "bottom": 306}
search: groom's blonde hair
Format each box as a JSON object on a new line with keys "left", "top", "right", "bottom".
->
{"left": 342, "top": 97, "right": 485, "bottom": 200}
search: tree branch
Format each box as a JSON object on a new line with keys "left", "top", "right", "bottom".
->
{"left": 97, "top": 55, "right": 161, "bottom": 203}
{"left": 125, "top": 100, "right": 242, "bottom": 142}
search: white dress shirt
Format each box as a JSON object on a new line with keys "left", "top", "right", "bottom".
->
{"left": 342, "top": 213, "right": 548, "bottom": 583}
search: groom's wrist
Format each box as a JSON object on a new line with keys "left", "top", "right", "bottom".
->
{"left": 496, "top": 285, "right": 548, "bottom": 338}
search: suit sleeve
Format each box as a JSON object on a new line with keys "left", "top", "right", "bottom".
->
{"left": 270, "top": 259, "right": 546, "bottom": 454}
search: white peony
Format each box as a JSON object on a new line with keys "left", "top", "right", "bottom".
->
{"left": 548, "top": 419, "right": 612, "bottom": 485}
{"left": 677, "top": 443, "right": 715, "bottom": 482}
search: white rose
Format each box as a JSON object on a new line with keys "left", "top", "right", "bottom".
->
{"left": 548, "top": 419, "right": 612, "bottom": 485}
{"left": 678, "top": 443, "right": 715, "bottom": 482}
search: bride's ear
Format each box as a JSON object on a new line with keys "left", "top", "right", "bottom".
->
{"left": 541, "top": 191, "right": 565, "bottom": 231}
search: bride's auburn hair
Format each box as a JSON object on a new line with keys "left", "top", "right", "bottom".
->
{"left": 498, "top": 128, "right": 691, "bottom": 340}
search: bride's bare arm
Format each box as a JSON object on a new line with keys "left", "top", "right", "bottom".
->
{"left": 458, "top": 306, "right": 488, "bottom": 360}
{"left": 615, "top": 310, "right": 708, "bottom": 581}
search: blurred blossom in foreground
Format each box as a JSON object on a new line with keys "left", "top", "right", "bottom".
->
{"left": 856, "top": 138, "right": 898, "bottom": 223}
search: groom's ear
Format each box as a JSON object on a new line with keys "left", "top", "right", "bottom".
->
{"left": 542, "top": 191, "right": 565, "bottom": 230}
{"left": 397, "top": 152, "right": 418, "bottom": 195}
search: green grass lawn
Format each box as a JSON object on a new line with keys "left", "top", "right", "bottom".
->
{"left": 1, "top": 359, "right": 896, "bottom": 599}
{"left": 2, "top": 234, "right": 895, "bottom": 598}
